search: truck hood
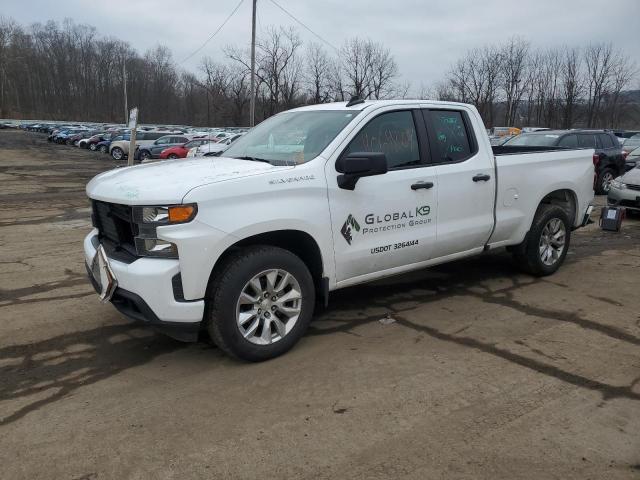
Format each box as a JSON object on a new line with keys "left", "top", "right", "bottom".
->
{"left": 86, "top": 157, "right": 291, "bottom": 204}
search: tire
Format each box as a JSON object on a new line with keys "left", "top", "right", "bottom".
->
{"left": 111, "top": 147, "right": 124, "bottom": 160}
{"left": 89, "top": 143, "right": 97, "bottom": 151}
{"left": 512, "top": 204, "right": 571, "bottom": 277}
{"left": 139, "top": 150, "right": 151, "bottom": 161}
{"left": 595, "top": 168, "right": 615, "bottom": 195}
{"left": 99, "top": 145, "right": 107, "bottom": 153}
{"left": 168, "top": 153, "right": 179, "bottom": 159}
{"left": 205, "top": 246, "right": 315, "bottom": 362}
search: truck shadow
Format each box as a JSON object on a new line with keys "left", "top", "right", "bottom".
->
{"left": 310, "top": 252, "right": 640, "bottom": 402}
{"left": 0, "top": 324, "right": 184, "bottom": 426}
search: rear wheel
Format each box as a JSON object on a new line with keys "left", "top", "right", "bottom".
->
{"left": 205, "top": 246, "right": 315, "bottom": 361}
{"left": 168, "top": 153, "right": 179, "bottom": 159}
{"left": 99, "top": 145, "right": 108, "bottom": 153}
{"left": 512, "top": 204, "right": 571, "bottom": 276}
{"left": 89, "top": 143, "right": 97, "bottom": 151}
{"left": 596, "top": 169, "right": 615, "bottom": 195}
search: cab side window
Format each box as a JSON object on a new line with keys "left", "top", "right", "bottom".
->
{"left": 426, "top": 110, "right": 474, "bottom": 162}
{"left": 344, "top": 111, "right": 421, "bottom": 169}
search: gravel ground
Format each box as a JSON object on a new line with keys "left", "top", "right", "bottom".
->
{"left": 1, "top": 129, "right": 639, "bottom": 479}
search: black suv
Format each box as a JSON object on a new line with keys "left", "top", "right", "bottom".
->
{"left": 504, "top": 130, "right": 626, "bottom": 194}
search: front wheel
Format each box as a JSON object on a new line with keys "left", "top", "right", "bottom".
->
{"left": 89, "top": 143, "right": 97, "bottom": 151}
{"left": 205, "top": 246, "right": 315, "bottom": 361}
{"left": 512, "top": 204, "right": 571, "bottom": 277}
{"left": 111, "top": 147, "right": 124, "bottom": 160}
{"left": 168, "top": 153, "right": 179, "bottom": 159}
{"left": 99, "top": 145, "right": 108, "bottom": 153}
{"left": 139, "top": 150, "right": 151, "bottom": 161}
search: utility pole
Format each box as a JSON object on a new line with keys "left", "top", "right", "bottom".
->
{"left": 249, "top": 0, "right": 257, "bottom": 127}
{"left": 123, "top": 61, "right": 128, "bottom": 125}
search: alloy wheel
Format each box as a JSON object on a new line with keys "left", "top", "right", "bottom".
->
{"left": 601, "top": 172, "right": 614, "bottom": 193}
{"left": 235, "top": 269, "right": 302, "bottom": 345}
{"left": 539, "top": 218, "right": 566, "bottom": 266}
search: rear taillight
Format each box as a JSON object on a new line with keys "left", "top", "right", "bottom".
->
{"left": 593, "top": 153, "right": 600, "bottom": 166}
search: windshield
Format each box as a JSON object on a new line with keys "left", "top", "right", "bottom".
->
{"left": 504, "top": 133, "right": 560, "bottom": 147}
{"left": 223, "top": 110, "right": 360, "bottom": 165}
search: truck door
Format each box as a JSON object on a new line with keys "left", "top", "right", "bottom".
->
{"left": 326, "top": 108, "right": 437, "bottom": 284}
{"left": 422, "top": 108, "right": 495, "bottom": 258}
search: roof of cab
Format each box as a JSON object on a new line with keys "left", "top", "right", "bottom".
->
{"left": 287, "top": 99, "right": 475, "bottom": 113}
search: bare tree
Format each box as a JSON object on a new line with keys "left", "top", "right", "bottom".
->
{"left": 560, "top": 47, "right": 583, "bottom": 129}
{"left": 304, "top": 43, "right": 331, "bottom": 104}
{"left": 369, "top": 42, "right": 398, "bottom": 99}
{"left": 584, "top": 43, "right": 615, "bottom": 127}
{"left": 501, "top": 37, "right": 530, "bottom": 126}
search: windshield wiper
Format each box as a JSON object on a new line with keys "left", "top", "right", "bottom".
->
{"left": 233, "top": 156, "right": 272, "bottom": 164}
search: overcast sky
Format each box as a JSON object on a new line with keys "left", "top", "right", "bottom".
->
{"left": 3, "top": 0, "right": 639, "bottom": 91}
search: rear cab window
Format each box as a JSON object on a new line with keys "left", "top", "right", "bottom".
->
{"left": 423, "top": 109, "right": 476, "bottom": 163}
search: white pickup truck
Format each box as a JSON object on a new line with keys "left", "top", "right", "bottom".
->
{"left": 85, "top": 99, "right": 594, "bottom": 361}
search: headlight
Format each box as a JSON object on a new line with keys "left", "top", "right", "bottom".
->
{"left": 610, "top": 178, "right": 627, "bottom": 190}
{"left": 131, "top": 204, "right": 197, "bottom": 258}
{"left": 132, "top": 204, "right": 197, "bottom": 225}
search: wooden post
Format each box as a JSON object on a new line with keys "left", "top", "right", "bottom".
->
{"left": 127, "top": 107, "right": 138, "bottom": 167}
{"left": 249, "top": 0, "right": 257, "bottom": 127}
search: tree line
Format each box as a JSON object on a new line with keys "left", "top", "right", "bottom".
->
{"left": 432, "top": 37, "right": 639, "bottom": 129}
{"left": 0, "top": 18, "right": 401, "bottom": 126}
{"left": 0, "top": 17, "right": 638, "bottom": 129}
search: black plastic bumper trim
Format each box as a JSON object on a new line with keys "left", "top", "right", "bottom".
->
{"left": 85, "top": 263, "right": 201, "bottom": 342}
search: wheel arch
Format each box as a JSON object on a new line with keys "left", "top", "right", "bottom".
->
{"left": 206, "top": 229, "right": 327, "bottom": 304}
{"left": 537, "top": 188, "right": 578, "bottom": 226}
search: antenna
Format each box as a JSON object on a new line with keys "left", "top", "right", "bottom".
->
{"left": 346, "top": 96, "right": 365, "bottom": 107}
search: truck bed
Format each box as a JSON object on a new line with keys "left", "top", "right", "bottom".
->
{"left": 492, "top": 145, "right": 575, "bottom": 156}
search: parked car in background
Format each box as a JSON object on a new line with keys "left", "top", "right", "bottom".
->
{"left": 52, "top": 128, "right": 88, "bottom": 144}
{"left": 490, "top": 126, "right": 521, "bottom": 137}
{"left": 97, "top": 134, "right": 129, "bottom": 154}
{"left": 83, "top": 133, "right": 112, "bottom": 151}
{"left": 158, "top": 138, "right": 213, "bottom": 159}
{"left": 612, "top": 130, "right": 640, "bottom": 145}
{"left": 489, "top": 135, "right": 514, "bottom": 146}
{"left": 67, "top": 130, "right": 98, "bottom": 146}
{"left": 504, "top": 129, "right": 626, "bottom": 194}
{"left": 136, "top": 135, "right": 193, "bottom": 161}
{"left": 621, "top": 134, "right": 640, "bottom": 154}
{"left": 189, "top": 133, "right": 244, "bottom": 157}
{"left": 109, "top": 131, "right": 170, "bottom": 160}
{"left": 625, "top": 146, "right": 640, "bottom": 171}
{"left": 608, "top": 164, "right": 640, "bottom": 216}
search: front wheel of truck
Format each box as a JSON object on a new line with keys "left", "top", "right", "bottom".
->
{"left": 205, "top": 246, "right": 315, "bottom": 361}
{"left": 512, "top": 204, "right": 571, "bottom": 277}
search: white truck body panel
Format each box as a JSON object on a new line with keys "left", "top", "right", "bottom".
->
{"left": 85, "top": 99, "right": 595, "bottom": 328}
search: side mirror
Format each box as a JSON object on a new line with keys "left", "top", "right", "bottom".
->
{"left": 335, "top": 152, "right": 388, "bottom": 190}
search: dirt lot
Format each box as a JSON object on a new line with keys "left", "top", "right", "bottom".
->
{"left": 0, "top": 129, "right": 639, "bottom": 479}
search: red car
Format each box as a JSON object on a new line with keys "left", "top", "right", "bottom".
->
{"left": 159, "top": 138, "right": 211, "bottom": 159}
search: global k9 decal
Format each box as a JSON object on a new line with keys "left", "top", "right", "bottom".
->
{"left": 340, "top": 206, "right": 431, "bottom": 245}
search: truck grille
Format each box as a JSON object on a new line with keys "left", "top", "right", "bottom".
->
{"left": 91, "top": 201, "right": 137, "bottom": 255}
{"left": 626, "top": 183, "right": 640, "bottom": 191}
